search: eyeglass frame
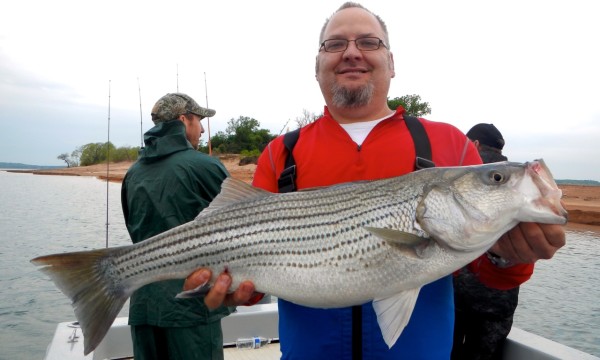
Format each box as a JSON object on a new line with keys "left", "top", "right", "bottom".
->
{"left": 319, "top": 37, "right": 388, "bottom": 53}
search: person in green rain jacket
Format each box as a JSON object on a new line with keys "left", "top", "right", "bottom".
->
{"left": 121, "top": 93, "right": 231, "bottom": 360}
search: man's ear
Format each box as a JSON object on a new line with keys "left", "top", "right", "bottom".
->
{"left": 178, "top": 114, "right": 190, "bottom": 128}
{"left": 315, "top": 55, "right": 320, "bottom": 81}
{"left": 389, "top": 52, "right": 395, "bottom": 78}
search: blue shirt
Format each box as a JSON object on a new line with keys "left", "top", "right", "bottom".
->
{"left": 278, "top": 276, "right": 454, "bottom": 360}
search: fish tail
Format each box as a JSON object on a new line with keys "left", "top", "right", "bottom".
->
{"left": 31, "top": 247, "right": 129, "bottom": 355}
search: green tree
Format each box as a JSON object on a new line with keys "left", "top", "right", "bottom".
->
{"left": 62, "top": 143, "right": 137, "bottom": 166}
{"left": 79, "top": 143, "right": 101, "bottom": 166}
{"left": 387, "top": 94, "right": 431, "bottom": 117}
{"left": 203, "top": 132, "right": 228, "bottom": 154}
{"left": 79, "top": 142, "right": 116, "bottom": 166}
{"left": 112, "top": 146, "right": 140, "bottom": 162}
{"left": 226, "top": 116, "right": 260, "bottom": 153}
{"left": 206, "top": 116, "right": 275, "bottom": 154}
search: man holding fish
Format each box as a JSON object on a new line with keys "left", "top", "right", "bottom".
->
{"left": 185, "top": 2, "right": 566, "bottom": 359}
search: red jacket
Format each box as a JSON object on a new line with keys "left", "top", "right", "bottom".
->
{"left": 254, "top": 107, "right": 533, "bottom": 290}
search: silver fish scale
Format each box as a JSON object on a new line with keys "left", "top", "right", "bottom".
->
{"left": 110, "top": 176, "right": 434, "bottom": 306}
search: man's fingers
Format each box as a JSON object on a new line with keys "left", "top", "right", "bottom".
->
{"left": 230, "top": 281, "right": 256, "bottom": 306}
{"left": 491, "top": 222, "right": 567, "bottom": 265}
{"left": 183, "top": 268, "right": 212, "bottom": 291}
{"left": 539, "top": 223, "right": 566, "bottom": 250}
{"left": 508, "top": 224, "right": 538, "bottom": 263}
{"left": 491, "top": 230, "right": 524, "bottom": 264}
{"left": 204, "top": 273, "right": 232, "bottom": 309}
{"left": 182, "top": 269, "right": 260, "bottom": 309}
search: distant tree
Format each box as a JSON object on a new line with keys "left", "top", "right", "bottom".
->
{"left": 112, "top": 146, "right": 140, "bottom": 162}
{"left": 387, "top": 94, "right": 431, "bottom": 117}
{"left": 294, "top": 109, "right": 322, "bottom": 129}
{"left": 79, "top": 143, "right": 103, "bottom": 166}
{"left": 226, "top": 116, "right": 259, "bottom": 153}
{"left": 204, "top": 132, "right": 228, "bottom": 154}
{"left": 70, "top": 146, "right": 83, "bottom": 166}
{"left": 57, "top": 153, "right": 71, "bottom": 168}
{"left": 225, "top": 116, "right": 260, "bottom": 136}
{"left": 66, "top": 143, "right": 137, "bottom": 166}
{"left": 208, "top": 116, "right": 275, "bottom": 154}
{"left": 79, "top": 142, "right": 116, "bottom": 166}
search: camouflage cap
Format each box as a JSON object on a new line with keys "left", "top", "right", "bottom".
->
{"left": 151, "top": 93, "right": 216, "bottom": 124}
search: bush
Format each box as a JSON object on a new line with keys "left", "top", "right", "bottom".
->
{"left": 239, "top": 149, "right": 260, "bottom": 165}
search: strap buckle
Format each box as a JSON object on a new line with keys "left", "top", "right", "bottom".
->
{"left": 415, "top": 157, "right": 435, "bottom": 170}
{"left": 277, "top": 165, "right": 297, "bottom": 193}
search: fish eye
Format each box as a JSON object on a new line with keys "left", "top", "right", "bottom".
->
{"left": 489, "top": 171, "right": 506, "bottom": 183}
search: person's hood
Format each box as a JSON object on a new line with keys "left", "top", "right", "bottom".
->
{"left": 139, "top": 120, "right": 192, "bottom": 162}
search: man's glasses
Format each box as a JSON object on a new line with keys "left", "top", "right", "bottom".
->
{"left": 319, "top": 37, "right": 387, "bottom": 53}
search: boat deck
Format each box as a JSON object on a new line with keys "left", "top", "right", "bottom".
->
{"left": 224, "top": 343, "right": 280, "bottom": 360}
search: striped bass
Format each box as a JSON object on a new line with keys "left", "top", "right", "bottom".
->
{"left": 31, "top": 159, "right": 567, "bottom": 355}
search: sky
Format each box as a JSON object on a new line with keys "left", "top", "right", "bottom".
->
{"left": 1, "top": 0, "right": 598, "bottom": 180}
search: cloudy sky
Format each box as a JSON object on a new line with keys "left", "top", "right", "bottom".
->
{"left": 1, "top": 0, "right": 598, "bottom": 180}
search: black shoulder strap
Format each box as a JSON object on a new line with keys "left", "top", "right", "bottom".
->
{"left": 403, "top": 115, "right": 435, "bottom": 169}
{"left": 277, "top": 116, "right": 435, "bottom": 193}
{"left": 277, "top": 128, "right": 301, "bottom": 193}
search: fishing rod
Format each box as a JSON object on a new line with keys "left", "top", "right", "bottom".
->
{"left": 278, "top": 118, "right": 292, "bottom": 136}
{"left": 105, "top": 80, "right": 111, "bottom": 248}
{"left": 204, "top": 72, "right": 212, "bottom": 155}
{"left": 138, "top": 77, "right": 143, "bottom": 148}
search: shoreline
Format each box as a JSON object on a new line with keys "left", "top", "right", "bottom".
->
{"left": 5, "top": 157, "right": 599, "bottom": 228}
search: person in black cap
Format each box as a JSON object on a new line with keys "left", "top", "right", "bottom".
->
{"left": 121, "top": 93, "right": 248, "bottom": 360}
{"left": 465, "top": 123, "right": 508, "bottom": 163}
{"left": 452, "top": 122, "right": 518, "bottom": 360}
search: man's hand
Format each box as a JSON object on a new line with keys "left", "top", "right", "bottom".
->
{"left": 489, "top": 222, "right": 566, "bottom": 265}
{"left": 183, "top": 268, "right": 258, "bottom": 309}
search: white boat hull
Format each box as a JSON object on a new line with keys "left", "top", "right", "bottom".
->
{"left": 43, "top": 302, "right": 598, "bottom": 360}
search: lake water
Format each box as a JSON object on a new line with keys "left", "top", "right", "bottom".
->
{"left": 0, "top": 170, "right": 598, "bottom": 359}
{"left": 0, "top": 171, "right": 131, "bottom": 360}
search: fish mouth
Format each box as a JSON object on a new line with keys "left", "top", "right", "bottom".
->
{"left": 526, "top": 159, "right": 568, "bottom": 224}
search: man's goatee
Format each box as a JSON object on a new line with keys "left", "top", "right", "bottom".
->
{"left": 331, "top": 82, "right": 374, "bottom": 108}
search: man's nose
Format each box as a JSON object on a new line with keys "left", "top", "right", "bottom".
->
{"left": 343, "top": 40, "right": 363, "bottom": 59}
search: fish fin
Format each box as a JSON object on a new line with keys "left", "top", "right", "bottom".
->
{"left": 372, "top": 288, "right": 421, "bottom": 348}
{"left": 196, "top": 177, "right": 271, "bottom": 219}
{"left": 31, "top": 248, "right": 131, "bottom": 356}
{"left": 175, "top": 281, "right": 211, "bottom": 298}
{"left": 364, "top": 227, "right": 429, "bottom": 248}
